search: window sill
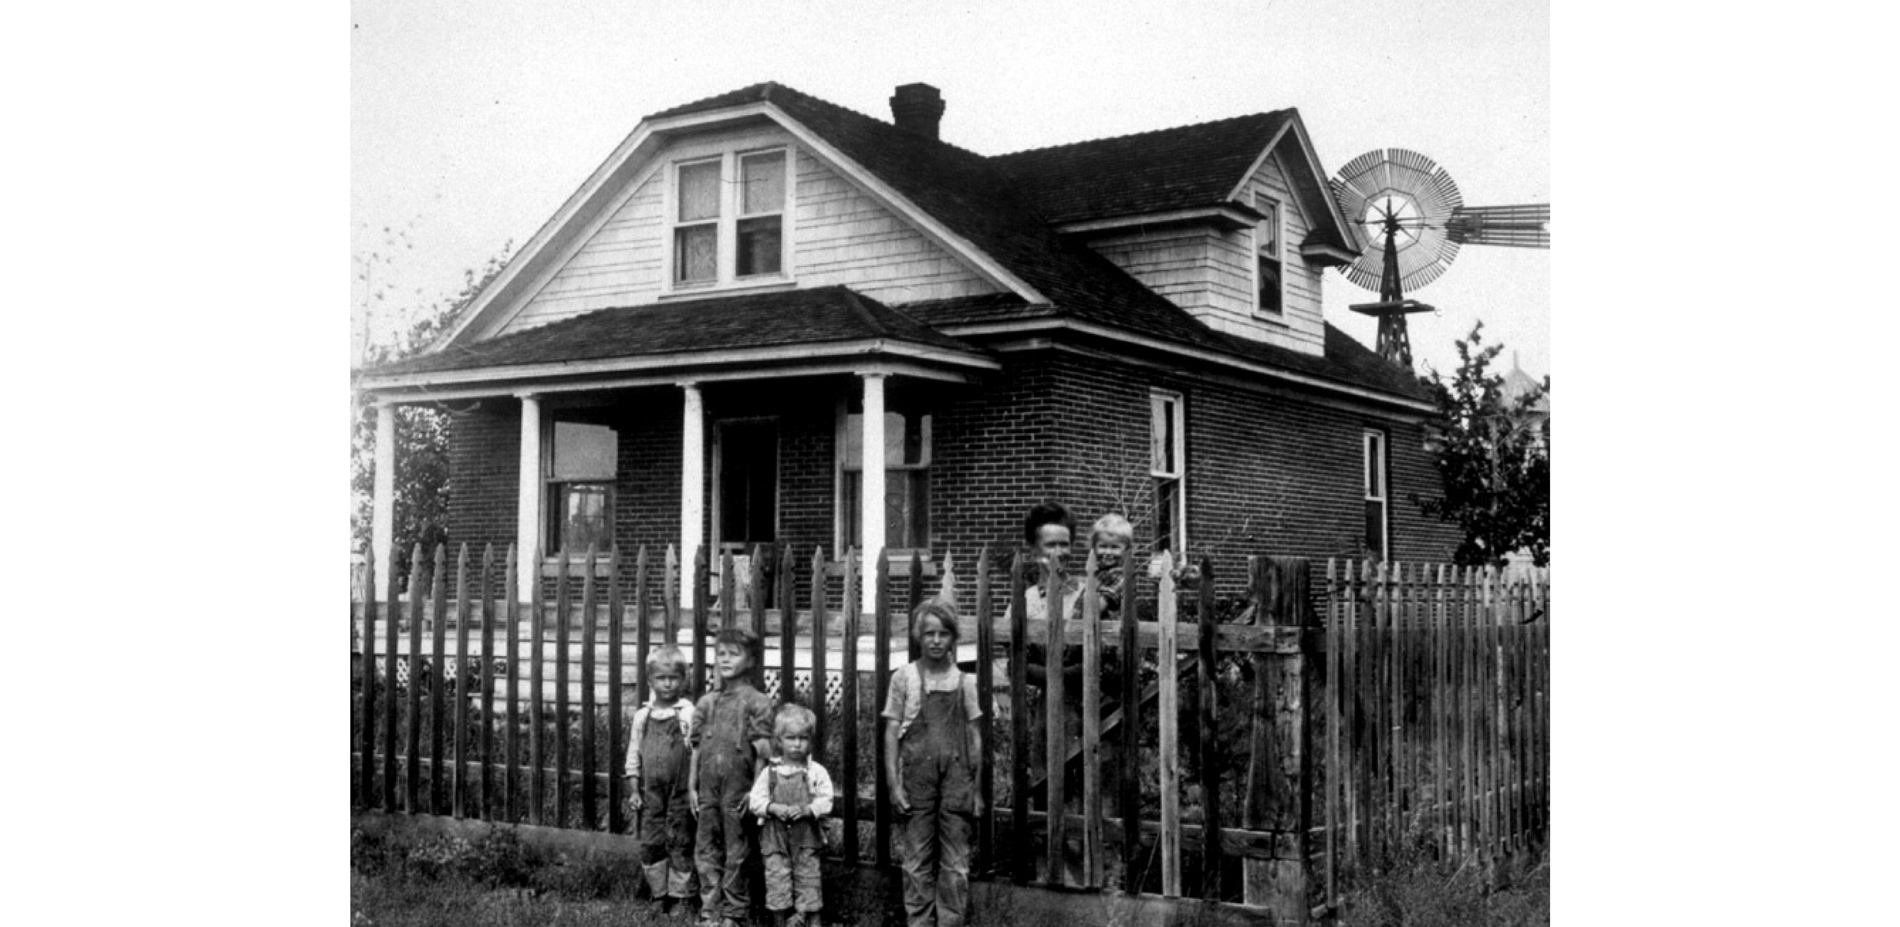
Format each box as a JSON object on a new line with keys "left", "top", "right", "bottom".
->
{"left": 659, "top": 276, "right": 797, "bottom": 301}
{"left": 1251, "top": 310, "right": 1291, "bottom": 327}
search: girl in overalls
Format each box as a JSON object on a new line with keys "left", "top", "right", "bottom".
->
{"left": 625, "top": 645, "right": 698, "bottom": 911}
{"left": 884, "top": 599, "right": 985, "bottom": 927}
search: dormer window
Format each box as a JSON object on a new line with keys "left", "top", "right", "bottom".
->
{"left": 1256, "top": 193, "right": 1283, "bottom": 315}
{"left": 669, "top": 147, "right": 791, "bottom": 289}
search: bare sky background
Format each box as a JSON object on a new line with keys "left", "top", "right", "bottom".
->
{"left": 352, "top": 0, "right": 1548, "bottom": 381}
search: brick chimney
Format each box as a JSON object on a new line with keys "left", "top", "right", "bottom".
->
{"left": 889, "top": 83, "right": 945, "bottom": 140}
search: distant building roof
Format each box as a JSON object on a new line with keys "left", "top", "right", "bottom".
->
{"left": 1501, "top": 352, "right": 1550, "bottom": 414}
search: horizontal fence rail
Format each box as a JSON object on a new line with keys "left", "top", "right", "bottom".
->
{"left": 351, "top": 543, "right": 1549, "bottom": 919}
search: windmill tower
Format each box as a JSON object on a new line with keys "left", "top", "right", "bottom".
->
{"left": 1331, "top": 149, "right": 1550, "bottom": 369}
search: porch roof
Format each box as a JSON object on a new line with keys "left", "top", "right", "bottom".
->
{"left": 356, "top": 286, "right": 993, "bottom": 388}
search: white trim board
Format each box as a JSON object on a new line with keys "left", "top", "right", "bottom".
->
{"left": 937, "top": 318, "right": 1436, "bottom": 414}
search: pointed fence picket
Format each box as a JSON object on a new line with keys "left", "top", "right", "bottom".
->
{"left": 349, "top": 544, "right": 1547, "bottom": 915}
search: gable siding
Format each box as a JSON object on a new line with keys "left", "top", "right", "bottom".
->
{"left": 1231, "top": 151, "right": 1326, "bottom": 354}
{"left": 496, "top": 146, "right": 997, "bottom": 338}
{"left": 1079, "top": 150, "right": 1328, "bottom": 358}
{"left": 791, "top": 150, "right": 1000, "bottom": 303}
{"left": 502, "top": 170, "right": 668, "bottom": 335}
{"left": 1087, "top": 227, "right": 1219, "bottom": 312}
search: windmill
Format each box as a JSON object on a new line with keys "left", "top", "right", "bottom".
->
{"left": 1329, "top": 149, "right": 1549, "bottom": 369}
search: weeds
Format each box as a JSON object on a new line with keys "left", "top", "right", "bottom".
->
{"left": 1334, "top": 838, "right": 1549, "bottom": 927}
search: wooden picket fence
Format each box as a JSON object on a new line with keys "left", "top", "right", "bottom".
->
{"left": 1314, "top": 561, "right": 1550, "bottom": 909}
{"left": 349, "top": 544, "right": 1549, "bottom": 921}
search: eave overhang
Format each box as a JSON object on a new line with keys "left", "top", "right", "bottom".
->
{"left": 355, "top": 338, "right": 1000, "bottom": 403}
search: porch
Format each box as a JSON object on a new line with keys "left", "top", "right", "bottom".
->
{"left": 353, "top": 284, "right": 1002, "bottom": 613}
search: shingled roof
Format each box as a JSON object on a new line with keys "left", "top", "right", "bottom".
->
{"left": 385, "top": 83, "right": 1421, "bottom": 405}
{"left": 989, "top": 112, "right": 1294, "bottom": 224}
{"left": 365, "top": 286, "right": 983, "bottom": 378}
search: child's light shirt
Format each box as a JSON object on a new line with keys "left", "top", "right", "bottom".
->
{"left": 624, "top": 696, "right": 697, "bottom": 780}
{"left": 882, "top": 662, "right": 983, "bottom": 740}
{"left": 747, "top": 757, "right": 835, "bottom": 818}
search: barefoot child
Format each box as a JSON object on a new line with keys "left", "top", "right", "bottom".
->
{"left": 625, "top": 645, "right": 698, "bottom": 911}
{"left": 689, "top": 627, "right": 775, "bottom": 927}
{"left": 749, "top": 704, "right": 834, "bottom": 927}
{"left": 885, "top": 600, "right": 985, "bottom": 927}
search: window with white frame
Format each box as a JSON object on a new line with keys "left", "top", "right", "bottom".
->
{"left": 1256, "top": 192, "right": 1284, "bottom": 315}
{"left": 670, "top": 148, "right": 789, "bottom": 288}
{"left": 1150, "top": 390, "right": 1186, "bottom": 554}
{"left": 547, "top": 420, "right": 618, "bottom": 555}
{"left": 1363, "top": 429, "right": 1389, "bottom": 561}
{"left": 839, "top": 404, "right": 931, "bottom": 551}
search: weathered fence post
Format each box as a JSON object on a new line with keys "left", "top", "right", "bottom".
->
{"left": 840, "top": 549, "right": 861, "bottom": 863}
{"left": 358, "top": 546, "right": 379, "bottom": 810}
{"left": 1243, "top": 556, "right": 1313, "bottom": 923}
{"left": 452, "top": 543, "right": 471, "bottom": 818}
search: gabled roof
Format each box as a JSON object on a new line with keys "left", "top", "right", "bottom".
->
{"left": 408, "top": 82, "right": 1420, "bottom": 407}
{"left": 989, "top": 112, "right": 1294, "bottom": 224}
{"left": 361, "top": 286, "right": 984, "bottom": 381}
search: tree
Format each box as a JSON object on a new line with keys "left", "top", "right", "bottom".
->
{"left": 351, "top": 237, "right": 513, "bottom": 583}
{"left": 1415, "top": 322, "right": 1550, "bottom": 568}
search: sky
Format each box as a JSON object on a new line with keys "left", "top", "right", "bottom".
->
{"left": 352, "top": 0, "right": 1549, "bottom": 380}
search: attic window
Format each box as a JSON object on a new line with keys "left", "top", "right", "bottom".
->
{"left": 669, "top": 148, "right": 791, "bottom": 289}
{"left": 1256, "top": 193, "right": 1284, "bottom": 315}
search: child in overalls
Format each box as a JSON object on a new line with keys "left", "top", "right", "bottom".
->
{"left": 748, "top": 703, "right": 834, "bottom": 927}
{"left": 884, "top": 599, "right": 985, "bottom": 927}
{"left": 625, "top": 645, "right": 698, "bottom": 911}
{"left": 689, "top": 627, "right": 775, "bottom": 927}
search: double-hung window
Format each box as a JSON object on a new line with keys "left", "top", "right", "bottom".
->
{"left": 547, "top": 420, "right": 618, "bottom": 555}
{"left": 1363, "top": 429, "right": 1389, "bottom": 561}
{"left": 1256, "top": 192, "right": 1284, "bottom": 315}
{"left": 1150, "top": 390, "right": 1186, "bottom": 554}
{"left": 839, "top": 404, "right": 931, "bottom": 552}
{"left": 670, "top": 148, "right": 789, "bottom": 288}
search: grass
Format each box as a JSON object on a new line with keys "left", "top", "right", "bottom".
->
{"left": 352, "top": 824, "right": 904, "bottom": 927}
{"left": 1331, "top": 841, "right": 1549, "bottom": 927}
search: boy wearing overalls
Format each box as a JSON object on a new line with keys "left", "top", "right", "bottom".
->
{"left": 884, "top": 600, "right": 985, "bottom": 927}
{"left": 625, "top": 645, "right": 698, "bottom": 911}
{"left": 689, "top": 627, "right": 775, "bottom": 927}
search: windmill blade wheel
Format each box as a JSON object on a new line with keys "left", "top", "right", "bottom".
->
{"left": 1330, "top": 148, "right": 1465, "bottom": 294}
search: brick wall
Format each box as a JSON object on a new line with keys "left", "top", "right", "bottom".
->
{"left": 436, "top": 348, "right": 1461, "bottom": 609}
{"left": 445, "top": 403, "right": 520, "bottom": 556}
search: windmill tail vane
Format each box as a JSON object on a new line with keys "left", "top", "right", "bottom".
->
{"left": 1446, "top": 203, "right": 1550, "bottom": 248}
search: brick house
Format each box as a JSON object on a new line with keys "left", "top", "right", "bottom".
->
{"left": 354, "top": 81, "right": 1462, "bottom": 604}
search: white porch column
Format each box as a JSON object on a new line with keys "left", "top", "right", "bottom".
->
{"left": 371, "top": 399, "right": 396, "bottom": 591}
{"left": 859, "top": 372, "right": 888, "bottom": 602}
{"left": 679, "top": 382, "right": 706, "bottom": 609}
{"left": 516, "top": 392, "right": 544, "bottom": 599}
